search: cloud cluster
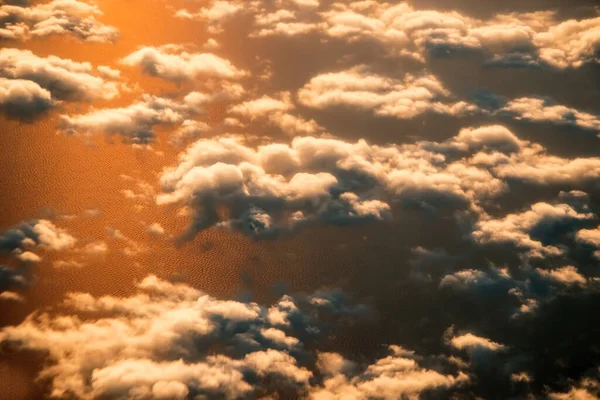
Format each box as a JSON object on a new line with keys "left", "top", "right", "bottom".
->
{"left": 252, "top": 1, "right": 600, "bottom": 69}
{"left": 448, "top": 332, "right": 506, "bottom": 352}
{"left": 0, "top": 219, "right": 77, "bottom": 299}
{"left": 120, "top": 45, "right": 246, "bottom": 82}
{"left": 0, "top": 0, "right": 118, "bottom": 42}
{"left": 0, "top": 263, "right": 27, "bottom": 301}
{"left": 501, "top": 97, "right": 600, "bottom": 135}
{"left": 298, "top": 66, "right": 476, "bottom": 119}
{"left": 297, "top": 68, "right": 600, "bottom": 134}
{"left": 472, "top": 195, "right": 596, "bottom": 258}
{"left": 549, "top": 377, "right": 600, "bottom": 400}
{"left": 0, "top": 219, "right": 77, "bottom": 254}
{"left": 312, "top": 346, "right": 468, "bottom": 399}
{"left": 576, "top": 227, "right": 600, "bottom": 259}
{"left": 0, "top": 48, "right": 121, "bottom": 118}
{"left": 156, "top": 125, "right": 600, "bottom": 238}
{"left": 0, "top": 274, "right": 468, "bottom": 399}
{"left": 0, "top": 77, "right": 52, "bottom": 119}
{"left": 175, "top": 0, "right": 243, "bottom": 33}
{"left": 229, "top": 91, "right": 323, "bottom": 135}
{"left": 59, "top": 95, "right": 188, "bottom": 144}
{"left": 175, "top": 0, "right": 322, "bottom": 35}
{"left": 59, "top": 81, "right": 244, "bottom": 144}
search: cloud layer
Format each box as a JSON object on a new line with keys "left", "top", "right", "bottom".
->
{"left": 0, "top": 275, "right": 468, "bottom": 399}
{"left": 0, "top": 0, "right": 118, "bottom": 42}
{"left": 156, "top": 125, "right": 600, "bottom": 239}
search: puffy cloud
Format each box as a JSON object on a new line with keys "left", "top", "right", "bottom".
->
{"left": 449, "top": 333, "right": 506, "bottom": 352}
{"left": 439, "top": 268, "right": 507, "bottom": 291}
{"left": 0, "top": 217, "right": 97, "bottom": 295}
{"left": 0, "top": 219, "right": 76, "bottom": 254}
{"left": 229, "top": 92, "right": 323, "bottom": 135}
{"left": 535, "top": 17, "right": 600, "bottom": 69}
{"left": 501, "top": 97, "right": 600, "bottom": 135}
{"left": 0, "top": 291, "right": 25, "bottom": 303}
{"left": 0, "top": 274, "right": 468, "bottom": 399}
{"left": 169, "top": 120, "right": 212, "bottom": 146}
{"left": 146, "top": 223, "right": 165, "bottom": 236}
{"left": 536, "top": 266, "right": 588, "bottom": 287}
{"left": 156, "top": 125, "right": 600, "bottom": 238}
{"left": 576, "top": 227, "right": 600, "bottom": 247}
{"left": 438, "top": 260, "right": 600, "bottom": 322}
{"left": 0, "top": 77, "right": 52, "bottom": 119}
{"left": 472, "top": 198, "right": 596, "bottom": 257}
{"left": 106, "top": 227, "right": 147, "bottom": 257}
{"left": 298, "top": 66, "right": 477, "bottom": 119}
{"left": 0, "top": 264, "right": 27, "bottom": 297}
{"left": 154, "top": 136, "right": 447, "bottom": 237}
{"left": 252, "top": 13, "right": 322, "bottom": 38}
{"left": 289, "top": 0, "right": 319, "bottom": 9}
{"left": 175, "top": 0, "right": 243, "bottom": 33}
{"left": 576, "top": 227, "right": 600, "bottom": 259}
{"left": 549, "top": 377, "right": 600, "bottom": 400}
{"left": 310, "top": 345, "right": 469, "bottom": 399}
{"left": 510, "top": 372, "right": 533, "bottom": 383}
{"left": 78, "top": 240, "right": 108, "bottom": 255}
{"left": 15, "top": 251, "right": 41, "bottom": 263}
{"left": 229, "top": 92, "right": 294, "bottom": 117}
{"left": 175, "top": 0, "right": 321, "bottom": 36}
{"left": 58, "top": 82, "right": 244, "bottom": 144}
{"left": 252, "top": 2, "right": 600, "bottom": 69}
{"left": 0, "top": 48, "right": 121, "bottom": 102}
{"left": 0, "top": 0, "right": 118, "bottom": 42}
{"left": 298, "top": 68, "right": 599, "bottom": 132}
{"left": 120, "top": 45, "right": 246, "bottom": 82}
{"left": 0, "top": 219, "right": 75, "bottom": 299}
{"left": 59, "top": 95, "right": 187, "bottom": 144}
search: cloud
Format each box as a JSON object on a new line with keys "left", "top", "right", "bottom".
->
{"left": 0, "top": 274, "right": 467, "bottom": 399}
{"left": 120, "top": 45, "right": 246, "bottom": 82}
{"left": 311, "top": 345, "right": 469, "bottom": 399}
{"left": 298, "top": 68, "right": 600, "bottom": 133}
{"left": 501, "top": 97, "right": 600, "bottom": 135}
{"left": 229, "top": 91, "right": 323, "bottom": 135}
{"left": 576, "top": 227, "right": 600, "bottom": 259}
{"left": 58, "top": 82, "right": 244, "bottom": 144}
{"left": 156, "top": 124, "right": 600, "bottom": 239}
{"left": 298, "top": 66, "right": 477, "bottom": 119}
{"left": 0, "top": 264, "right": 27, "bottom": 297}
{"left": 0, "top": 0, "right": 119, "bottom": 42}
{"left": 472, "top": 196, "right": 596, "bottom": 257}
{"left": 0, "top": 219, "right": 77, "bottom": 299}
{"left": 439, "top": 268, "right": 512, "bottom": 293}
{"left": 146, "top": 223, "right": 165, "bottom": 236}
{"left": 248, "top": 2, "right": 600, "bottom": 69}
{"left": 0, "top": 291, "right": 25, "bottom": 303}
{"left": 229, "top": 92, "right": 294, "bottom": 117}
{"left": 549, "top": 377, "right": 600, "bottom": 400}
{"left": 15, "top": 251, "right": 41, "bottom": 263}
{"left": 175, "top": 0, "right": 243, "bottom": 33}
{"left": 0, "top": 77, "right": 52, "bottom": 119}
{"left": 534, "top": 16, "right": 600, "bottom": 69}
{"left": 289, "top": 0, "right": 319, "bottom": 9}
{"left": 252, "top": 14, "right": 321, "bottom": 38}
{"left": 0, "top": 219, "right": 77, "bottom": 254}
{"left": 0, "top": 48, "right": 121, "bottom": 102}
{"left": 58, "top": 95, "right": 187, "bottom": 144}
{"left": 106, "top": 227, "right": 147, "bottom": 257}
{"left": 78, "top": 241, "right": 108, "bottom": 255}
{"left": 536, "top": 266, "right": 588, "bottom": 287}
{"left": 449, "top": 333, "right": 507, "bottom": 352}
{"left": 169, "top": 120, "right": 212, "bottom": 146}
